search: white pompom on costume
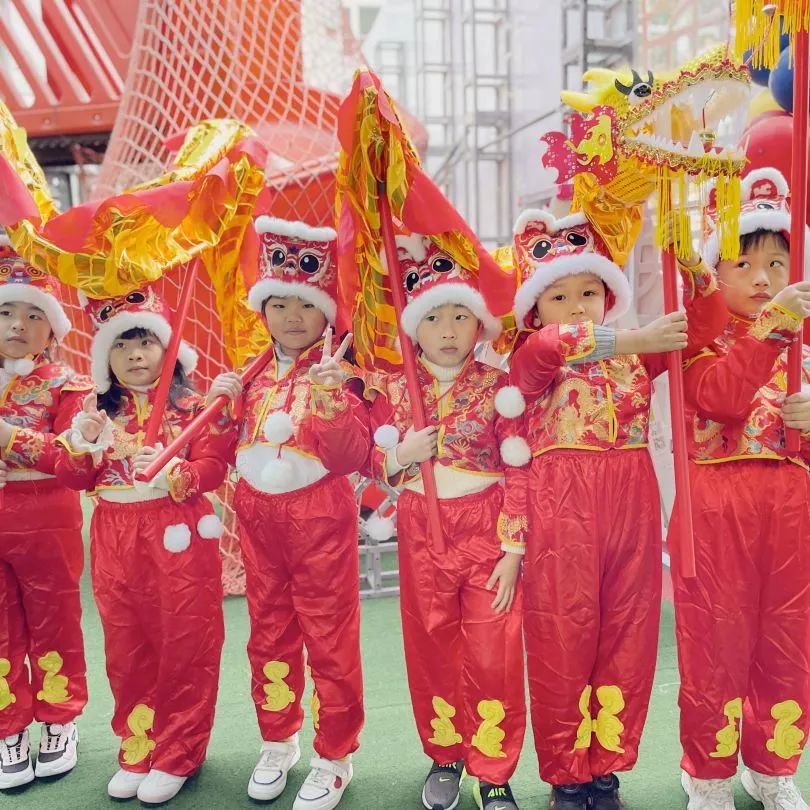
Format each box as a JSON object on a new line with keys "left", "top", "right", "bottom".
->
{"left": 163, "top": 523, "right": 192, "bottom": 553}
{"left": 494, "top": 386, "right": 526, "bottom": 419}
{"left": 261, "top": 457, "right": 294, "bottom": 490}
{"left": 373, "top": 424, "right": 400, "bottom": 450}
{"left": 3, "top": 357, "right": 36, "bottom": 377}
{"left": 364, "top": 514, "right": 396, "bottom": 542}
{"left": 197, "top": 515, "right": 225, "bottom": 540}
{"left": 500, "top": 436, "right": 532, "bottom": 468}
{"left": 263, "top": 411, "right": 295, "bottom": 444}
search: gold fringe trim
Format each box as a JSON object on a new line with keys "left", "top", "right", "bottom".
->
{"left": 737, "top": 1, "right": 810, "bottom": 69}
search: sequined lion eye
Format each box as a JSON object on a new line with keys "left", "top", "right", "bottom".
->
{"left": 299, "top": 253, "right": 321, "bottom": 274}
{"left": 126, "top": 291, "right": 146, "bottom": 305}
{"left": 566, "top": 232, "right": 588, "bottom": 247}
{"left": 531, "top": 239, "right": 553, "bottom": 260}
{"left": 615, "top": 69, "right": 654, "bottom": 105}
{"left": 270, "top": 246, "right": 286, "bottom": 266}
{"left": 431, "top": 256, "right": 455, "bottom": 273}
{"left": 405, "top": 270, "right": 421, "bottom": 292}
{"left": 756, "top": 202, "right": 776, "bottom": 210}
{"left": 98, "top": 305, "right": 115, "bottom": 322}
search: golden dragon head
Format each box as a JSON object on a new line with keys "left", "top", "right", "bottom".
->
{"left": 560, "top": 45, "right": 751, "bottom": 179}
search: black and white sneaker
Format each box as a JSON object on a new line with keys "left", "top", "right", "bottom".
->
{"left": 0, "top": 729, "right": 34, "bottom": 789}
{"left": 474, "top": 780, "right": 519, "bottom": 809}
{"left": 422, "top": 761, "right": 463, "bottom": 810}
{"left": 548, "top": 783, "right": 589, "bottom": 810}
{"left": 590, "top": 774, "right": 624, "bottom": 810}
{"left": 35, "top": 723, "right": 78, "bottom": 778}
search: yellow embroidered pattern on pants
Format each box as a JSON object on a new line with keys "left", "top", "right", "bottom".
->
{"left": 472, "top": 700, "right": 508, "bottom": 758}
{"left": 594, "top": 686, "right": 625, "bottom": 754}
{"left": 121, "top": 704, "right": 157, "bottom": 766}
{"left": 573, "top": 685, "right": 593, "bottom": 751}
{"left": 710, "top": 698, "right": 743, "bottom": 758}
{"left": 428, "top": 696, "right": 463, "bottom": 747}
{"left": 0, "top": 659, "right": 16, "bottom": 710}
{"left": 261, "top": 661, "right": 296, "bottom": 712}
{"left": 766, "top": 700, "right": 805, "bottom": 760}
{"left": 36, "top": 651, "right": 71, "bottom": 704}
{"left": 307, "top": 664, "right": 320, "bottom": 730}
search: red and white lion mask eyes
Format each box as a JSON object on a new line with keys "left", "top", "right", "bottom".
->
{"left": 513, "top": 214, "right": 596, "bottom": 276}
{"left": 260, "top": 237, "right": 334, "bottom": 286}
{"left": 395, "top": 236, "right": 471, "bottom": 299}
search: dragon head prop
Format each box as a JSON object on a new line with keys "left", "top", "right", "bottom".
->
{"left": 542, "top": 46, "right": 751, "bottom": 263}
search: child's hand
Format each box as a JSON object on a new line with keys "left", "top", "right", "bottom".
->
{"left": 772, "top": 281, "right": 810, "bottom": 319}
{"left": 782, "top": 391, "right": 810, "bottom": 433}
{"left": 132, "top": 445, "right": 163, "bottom": 478}
{"left": 0, "top": 419, "right": 13, "bottom": 448}
{"left": 207, "top": 372, "right": 243, "bottom": 406}
{"left": 395, "top": 425, "right": 438, "bottom": 466}
{"left": 661, "top": 211, "right": 699, "bottom": 267}
{"left": 76, "top": 393, "right": 109, "bottom": 443}
{"left": 487, "top": 552, "right": 522, "bottom": 613}
{"left": 639, "top": 312, "right": 688, "bottom": 353}
{"left": 0, "top": 460, "right": 8, "bottom": 489}
{"left": 309, "top": 327, "right": 352, "bottom": 387}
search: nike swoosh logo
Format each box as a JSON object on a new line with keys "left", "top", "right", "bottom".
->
{"left": 438, "top": 776, "right": 453, "bottom": 782}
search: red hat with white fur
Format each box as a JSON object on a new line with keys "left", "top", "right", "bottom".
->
{"left": 512, "top": 210, "right": 632, "bottom": 329}
{"left": 0, "top": 240, "right": 72, "bottom": 343}
{"left": 82, "top": 285, "right": 198, "bottom": 393}
{"left": 392, "top": 234, "right": 503, "bottom": 341}
{"left": 249, "top": 217, "right": 339, "bottom": 323}
{"left": 703, "top": 168, "right": 810, "bottom": 275}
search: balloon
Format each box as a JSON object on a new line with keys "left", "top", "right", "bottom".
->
{"left": 769, "top": 46, "right": 795, "bottom": 113}
{"left": 743, "top": 48, "right": 772, "bottom": 87}
{"left": 748, "top": 87, "right": 782, "bottom": 121}
{"left": 742, "top": 112, "right": 810, "bottom": 225}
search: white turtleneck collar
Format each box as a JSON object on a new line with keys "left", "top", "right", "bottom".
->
{"left": 420, "top": 356, "right": 466, "bottom": 383}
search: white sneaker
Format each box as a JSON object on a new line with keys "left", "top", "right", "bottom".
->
{"left": 293, "top": 756, "right": 353, "bottom": 810}
{"left": 248, "top": 734, "right": 301, "bottom": 800}
{"left": 681, "top": 770, "right": 736, "bottom": 810}
{"left": 107, "top": 768, "right": 147, "bottom": 799}
{"left": 742, "top": 768, "right": 810, "bottom": 810}
{"left": 137, "top": 769, "right": 188, "bottom": 804}
{"left": 0, "top": 729, "right": 34, "bottom": 789}
{"left": 35, "top": 722, "right": 78, "bottom": 777}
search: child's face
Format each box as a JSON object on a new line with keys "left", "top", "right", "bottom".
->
{"left": 716, "top": 234, "right": 790, "bottom": 319}
{"left": 109, "top": 331, "right": 166, "bottom": 388}
{"left": 263, "top": 296, "right": 327, "bottom": 357}
{"left": 534, "top": 272, "right": 607, "bottom": 328}
{"left": 415, "top": 304, "right": 479, "bottom": 367}
{"left": 0, "top": 301, "right": 52, "bottom": 359}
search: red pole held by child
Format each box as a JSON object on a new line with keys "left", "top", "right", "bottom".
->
{"left": 378, "top": 182, "right": 446, "bottom": 554}
{"left": 787, "top": 30, "right": 810, "bottom": 455}
{"left": 661, "top": 241, "right": 696, "bottom": 579}
{"left": 142, "top": 259, "right": 200, "bottom": 449}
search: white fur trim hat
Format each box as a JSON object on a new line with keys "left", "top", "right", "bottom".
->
{"left": 703, "top": 168, "right": 810, "bottom": 277}
{"left": 82, "top": 286, "right": 198, "bottom": 393}
{"left": 387, "top": 234, "right": 503, "bottom": 341}
{"left": 250, "top": 216, "right": 339, "bottom": 323}
{"left": 512, "top": 209, "right": 632, "bottom": 329}
{"left": 0, "top": 246, "right": 72, "bottom": 342}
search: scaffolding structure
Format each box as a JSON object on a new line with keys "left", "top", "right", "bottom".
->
{"left": 414, "top": 0, "right": 513, "bottom": 245}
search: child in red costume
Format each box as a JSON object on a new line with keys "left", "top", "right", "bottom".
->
{"left": 364, "top": 235, "right": 530, "bottom": 810}
{"left": 673, "top": 169, "right": 810, "bottom": 810}
{"left": 508, "top": 210, "right": 728, "bottom": 810}
{"left": 54, "top": 285, "right": 229, "bottom": 805}
{"left": 208, "top": 217, "right": 369, "bottom": 810}
{"left": 0, "top": 244, "right": 90, "bottom": 789}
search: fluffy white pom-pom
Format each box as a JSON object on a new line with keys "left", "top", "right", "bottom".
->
{"left": 163, "top": 523, "right": 192, "bottom": 553}
{"left": 373, "top": 424, "right": 400, "bottom": 450}
{"left": 261, "top": 457, "right": 294, "bottom": 491}
{"left": 263, "top": 410, "right": 295, "bottom": 444}
{"left": 494, "top": 385, "right": 526, "bottom": 418}
{"left": 197, "top": 514, "right": 224, "bottom": 539}
{"left": 364, "top": 514, "right": 396, "bottom": 542}
{"left": 7, "top": 357, "right": 36, "bottom": 377}
{"left": 500, "top": 436, "right": 532, "bottom": 467}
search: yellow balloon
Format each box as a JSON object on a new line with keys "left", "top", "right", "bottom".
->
{"left": 748, "top": 88, "right": 782, "bottom": 122}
